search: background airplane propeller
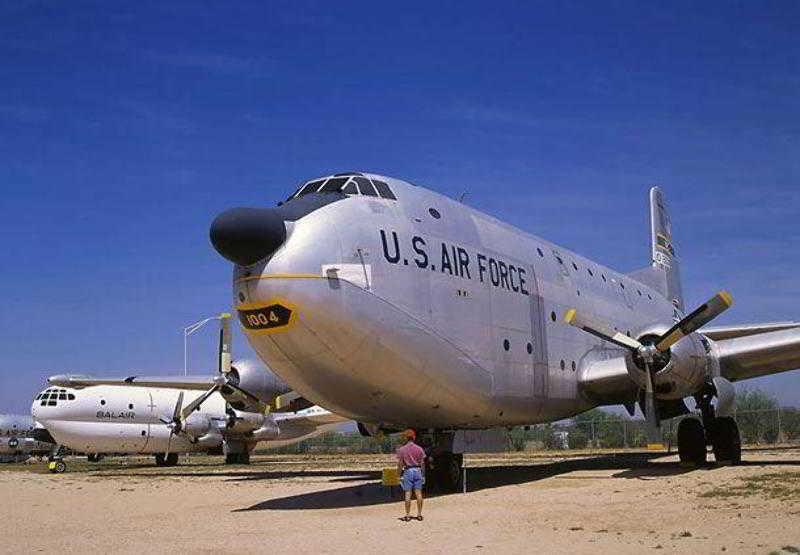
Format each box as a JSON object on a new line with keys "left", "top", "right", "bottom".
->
{"left": 158, "top": 313, "right": 232, "bottom": 450}
{"left": 564, "top": 290, "right": 733, "bottom": 443}
{"left": 159, "top": 391, "right": 184, "bottom": 457}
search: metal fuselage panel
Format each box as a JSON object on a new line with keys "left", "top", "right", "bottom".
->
{"left": 31, "top": 386, "right": 226, "bottom": 454}
{"left": 237, "top": 177, "right": 678, "bottom": 429}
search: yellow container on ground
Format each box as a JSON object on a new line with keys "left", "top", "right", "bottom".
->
{"left": 382, "top": 467, "right": 400, "bottom": 486}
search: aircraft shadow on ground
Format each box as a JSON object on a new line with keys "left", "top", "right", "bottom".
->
{"left": 235, "top": 453, "right": 675, "bottom": 512}
{"left": 236, "top": 452, "right": 800, "bottom": 512}
{"left": 92, "top": 468, "right": 378, "bottom": 481}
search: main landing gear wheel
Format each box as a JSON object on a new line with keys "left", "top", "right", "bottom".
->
{"left": 154, "top": 453, "right": 179, "bottom": 467}
{"left": 225, "top": 452, "right": 250, "bottom": 465}
{"left": 87, "top": 453, "right": 103, "bottom": 463}
{"left": 677, "top": 418, "right": 706, "bottom": 466}
{"left": 711, "top": 416, "right": 741, "bottom": 465}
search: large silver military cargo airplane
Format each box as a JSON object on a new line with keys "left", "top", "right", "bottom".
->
{"left": 44, "top": 316, "right": 348, "bottom": 470}
{"left": 209, "top": 173, "right": 800, "bottom": 489}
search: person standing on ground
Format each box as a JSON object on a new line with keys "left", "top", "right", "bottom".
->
{"left": 396, "top": 429, "right": 426, "bottom": 521}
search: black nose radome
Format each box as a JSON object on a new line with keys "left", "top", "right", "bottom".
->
{"left": 210, "top": 207, "right": 287, "bottom": 266}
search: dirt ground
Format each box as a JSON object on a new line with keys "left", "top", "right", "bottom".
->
{"left": 2, "top": 448, "right": 799, "bottom": 554}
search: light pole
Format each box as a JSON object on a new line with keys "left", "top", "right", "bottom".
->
{"left": 183, "top": 314, "right": 225, "bottom": 376}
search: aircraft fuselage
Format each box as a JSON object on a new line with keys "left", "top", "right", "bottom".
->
{"left": 231, "top": 176, "right": 681, "bottom": 429}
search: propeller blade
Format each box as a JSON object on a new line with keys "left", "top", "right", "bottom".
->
{"left": 654, "top": 291, "right": 733, "bottom": 352}
{"left": 180, "top": 386, "right": 218, "bottom": 421}
{"left": 642, "top": 362, "right": 661, "bottom": 445}
{"left": 219, "top": 313, "right": 232, "bottom": 375}
{"left": 564, "top": 309, "right": 643, "bottom": 351}
{"left": 172, "top": 391, "right": 184, "bottom": 422}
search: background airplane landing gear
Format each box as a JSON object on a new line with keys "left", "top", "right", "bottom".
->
{"left": 154, "top": 453, "right": 179, "bottom": 467}
{"left": 86, "top": 453, "right": 104, "bottom": 463}
{"left": 223, "top": 440, "right": 251, "bottom": 465}
{"left": 224, "top": 452, "right": 250, "bottom": 464}
{"left": 48, "top": 459, "right": 67, "bottom": 473}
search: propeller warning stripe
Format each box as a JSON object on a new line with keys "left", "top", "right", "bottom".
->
{"left": 655, "top": 290, "right": 733, "bottom": 351}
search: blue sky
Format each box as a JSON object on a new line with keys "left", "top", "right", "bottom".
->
{"left": 1, "top": 1, "right": 799, "bottom": 413}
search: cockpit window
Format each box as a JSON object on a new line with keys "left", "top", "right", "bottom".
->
{"left": 319, "top": 177, "right": 349, "bottom": 192}
{"left": 372, "top": 180, "right": 396, "bottom": 200}
{"left": 355, "top": 177, "right": 377, "bottom": 196}
{"left": 294, "top": 180, "right": 325, "bottom": 197}
{"left": 290, "top": 174, "right": 397, "bottom": 201}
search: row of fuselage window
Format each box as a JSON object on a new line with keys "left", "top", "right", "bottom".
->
{"left": 536, "top": 247, "right": 655, "bottom": 301}
{"left": 499, "top": 337, "right": 578, "bottom": 373}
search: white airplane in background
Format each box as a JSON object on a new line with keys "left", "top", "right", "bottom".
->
{"left": 37, "top": 315, "right": 348, "bottom": 471}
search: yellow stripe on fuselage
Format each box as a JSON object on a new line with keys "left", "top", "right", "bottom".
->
{"left": 236, "top": 273, "right": 322, "bottom": 284}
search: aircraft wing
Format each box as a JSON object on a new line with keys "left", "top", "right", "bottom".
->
{"left": 715, "top": 327, "right": 800, "bottom": 382}
{"left": 273, "top": 406, "right": 349, "bottom": 433}
{"left": 700, "top": 321, "right": 800, "bottom": 340}
{"left": 48, "top": 374, "right": 217, "bottom": 390}
{"left": 579, "top": 326, "right": 800, "bottom": 404}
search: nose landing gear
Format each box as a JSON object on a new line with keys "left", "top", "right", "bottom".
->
{"left": 677, "top": 384, "right": 741, "bottom": 466}
{"left": 419, "top": 432, "right": 463, "bottom": 493}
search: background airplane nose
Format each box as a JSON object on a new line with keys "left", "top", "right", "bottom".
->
{"left": 210, "top": 207, "right": 287, "bottom": 266}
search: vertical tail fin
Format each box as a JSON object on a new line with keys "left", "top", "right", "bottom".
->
{"left": 649, "top": 186, "right": 683, "bottom": 310}
{"left": 627, "top": 186, "right": 684, "bottom": 311}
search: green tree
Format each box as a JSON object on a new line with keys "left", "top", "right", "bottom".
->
{"left": 735, "top": 389, "right": 779, "bottom": 444}
{"left": 574, "top": 408, "right": 629, "bottom": 448}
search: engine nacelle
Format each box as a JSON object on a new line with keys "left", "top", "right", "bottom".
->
{"left": 224, "top": 359, "right": 292, "bottom": 411}
{"left": 225, "top": 409, "right": 266, "bottom": 434}
{"left": 182, "top": 413, "right": 213, "bottom": 438}
{"left": 250, "top": 417, "right": 281, "bottom": 441}
{"left": 194, "top": 432, "right": 224, "bottom": 448}
{"left": 629, "top": 327, "right": 711, "bottom": 400}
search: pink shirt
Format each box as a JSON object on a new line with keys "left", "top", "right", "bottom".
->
{"left": 396, "top": 441, "right": 426, "bottom": 468}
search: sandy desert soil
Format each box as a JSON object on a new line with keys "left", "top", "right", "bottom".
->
{"left": 1, "top": 449, "right": 799, "bottom": 554}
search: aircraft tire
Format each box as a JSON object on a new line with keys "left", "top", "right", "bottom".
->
{"left": 154, "top": 453, "right": 166, "bottom": 466}
{"left": 711, "top": 417, "right": 741, "bottom": 465}
{"left": 225, "top": 453, "right": 241, "bottom": 464}
{"left": 49, "top": 460, "right": 66, "bottom": 473}
{"left": 87, "top": 453, "right": 103, "bottom": 463}
{"left": 429, "top": 452, "right": 463, "bottom": 492}
{"left": 164, "top": 453, "right": 179, "bottom": 467}
{"left": 677, "top": 418, "right": 706, "bottom": 466}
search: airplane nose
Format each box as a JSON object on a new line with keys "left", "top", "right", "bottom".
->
{"left": 210, "top": 207, "right": 287, "bottom": 266}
